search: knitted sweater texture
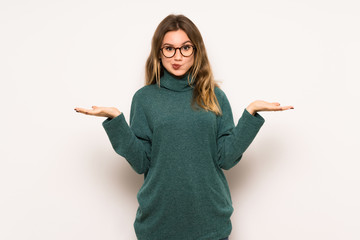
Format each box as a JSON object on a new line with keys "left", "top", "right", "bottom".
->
{"left": 102, "top": 68, "right": 265, "bottom": 240}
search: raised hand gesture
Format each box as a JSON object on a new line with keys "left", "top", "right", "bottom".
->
{"left": 74, "top": 106, "right": 121, "bottom": 119}
{"left": 246, "top": 100, "right": 294, "bottom": 115}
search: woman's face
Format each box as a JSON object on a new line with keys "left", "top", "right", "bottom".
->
{"left": 160, "top": 29, "right": 195, "bottom": 77}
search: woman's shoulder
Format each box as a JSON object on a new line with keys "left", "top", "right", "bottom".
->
{"left": 214, "top": 86, "right": 224, "bottom": 96}
{"left": 132, "top": 84, "right": 159, "bottom": 103}
{"left": 214, "top": 86, "right": 227, "bottom": 103}
{"left": 135, "top": 84, "right": 158, "bottom": 95}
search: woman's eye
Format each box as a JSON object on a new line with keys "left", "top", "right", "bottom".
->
{"left": 182, "top": 45, "right": 190, "bottom": 50}
{"left": 165, "top": 47, "right": 174, "bottom": 51}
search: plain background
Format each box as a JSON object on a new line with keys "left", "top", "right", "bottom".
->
{"left": 1, "top": 0, "right": 359, "bottom": 239}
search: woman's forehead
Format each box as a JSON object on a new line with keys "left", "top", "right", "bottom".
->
{"left": 162, "top": 30, "right": 191, "bottom": 45}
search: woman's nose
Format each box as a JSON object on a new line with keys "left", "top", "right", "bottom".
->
{"left": 174, "top": 48, "right": 182, "bottom": 60}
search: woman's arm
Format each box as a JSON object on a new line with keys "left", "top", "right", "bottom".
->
{"left": 102, "top": 108, "right": 152, "bottom": 175}
{"left": 74, "top": 95, "right": 152, "bottom": 175}
{"left": 216, "top": 90, "right": 294, "bottom": 170}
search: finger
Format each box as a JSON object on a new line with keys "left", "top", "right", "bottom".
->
{"left": 268, "top": 106, "right": 288, "bottom": 111}
{"left": 74, "top": 107, "right": 92, "bottom": 114}
{"left": 271, "top": 102, "right": 281, "bottom": 106}
{"left": 280, "top": 106, "right": 294, "bottom": 111}
{"left": 75, "top": 107, "right": 85, "bottom": 113}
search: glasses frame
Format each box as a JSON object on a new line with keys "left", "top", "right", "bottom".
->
{"left": 160, "top": 45, "right": 196, "bottom": 58}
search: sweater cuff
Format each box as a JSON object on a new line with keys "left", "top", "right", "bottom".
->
{"left": 241, "top": 108, "right": 265, "bottom": 127}
{"left": 102, "top": 112, "right": 132, "bottom": 139}
{"left": 102, "top": 112, "right": 125, "bottom": 127}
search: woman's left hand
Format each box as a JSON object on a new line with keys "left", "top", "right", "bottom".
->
{"left": 246, "top": 100, "right": 294, "bottom": 115}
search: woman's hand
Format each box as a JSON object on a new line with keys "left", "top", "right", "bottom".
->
{"left": 74, "top": 106, "right": 121, "bottom": 119}
{"left": 246, "top": 100, "right": 294, "bottom": 115}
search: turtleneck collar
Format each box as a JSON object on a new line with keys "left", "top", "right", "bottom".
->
{"left": 159, "top": 68, "right": 195, "bottom": 92}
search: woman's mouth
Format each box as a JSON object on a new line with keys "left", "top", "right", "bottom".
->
{"left": 172, "top": 64, "right": 181, "bottom": 70}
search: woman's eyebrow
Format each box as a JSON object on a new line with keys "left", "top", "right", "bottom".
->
{"left": 163, "top": 40, "right": 192, "bottom": 46}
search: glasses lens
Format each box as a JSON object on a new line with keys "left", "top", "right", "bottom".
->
{"left": 180, "top": 45, "right": 194, "bottom": 57}
{"left": 162, "top": 47, "right": 175, "bottom": 58}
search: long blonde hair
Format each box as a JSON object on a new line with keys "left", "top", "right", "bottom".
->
{"left": 145, "top": 14, "right": 222, "bottom": 116}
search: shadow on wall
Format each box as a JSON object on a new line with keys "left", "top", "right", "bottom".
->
{"left": 91, "top": 150, "right": 144, "bottom": 200}
{"left": 226, "top": 136, "right": 283, "bottom": 196}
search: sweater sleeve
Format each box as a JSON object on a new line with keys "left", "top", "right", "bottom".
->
{"left": 216, "top": 90, "right": 265, "bottom": 170}
{"left": 102, "top": 92, "right": 152, "bottom": 174}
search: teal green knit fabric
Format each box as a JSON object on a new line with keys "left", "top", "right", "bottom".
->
{"left": 102, "top": 68, "right": 265, "bottom": 240}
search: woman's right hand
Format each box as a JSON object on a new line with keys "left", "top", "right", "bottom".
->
{"left": 74, "top": 106, "right": 121, "bottom": 119}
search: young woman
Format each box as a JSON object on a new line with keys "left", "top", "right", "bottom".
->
{"left": 75, "top": 14, "right": 293, "bottom": 240}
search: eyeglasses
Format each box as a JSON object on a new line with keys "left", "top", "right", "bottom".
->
{"left": 160, "top": 44, "right": 196, "bottom": 58}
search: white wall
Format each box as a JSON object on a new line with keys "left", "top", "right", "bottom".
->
{"left": 1, "top": 0, "right": 359, "bottom": 239}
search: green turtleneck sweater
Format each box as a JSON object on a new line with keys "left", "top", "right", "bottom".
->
{"left": 102, "top": 68, "right": 265, "bottom": 240}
